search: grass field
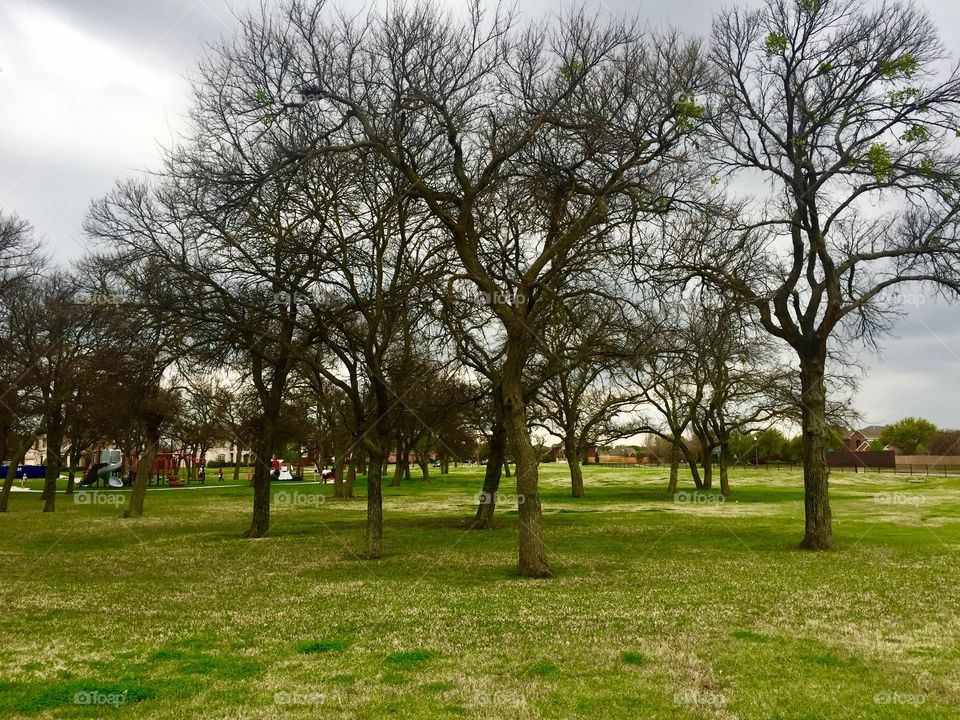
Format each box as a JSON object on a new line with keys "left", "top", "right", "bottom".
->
{"left": 1, "top": 464, "right": 959, "bottom": 718}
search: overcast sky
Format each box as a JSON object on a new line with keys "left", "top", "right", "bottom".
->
{"left": 1, "top": 0, "right": 958, "bottom": 429}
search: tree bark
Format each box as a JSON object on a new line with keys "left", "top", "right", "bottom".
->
{"left": 0, "top": 444, "right": 28, "bottom": 512}
{"left": 502, "top": 357, "right": 550, "bottom": 577}
{"left": 719, "top": 440, "right": 731, "bottom": 497}
{"left": 682, "top": 445, "right": 704, "bottom": 489}
{"left": 390, "top": 440, "right": 405, "bottom": 486}
{"left": 233, "top": 446, "right": 241, "bottom": 482}
{"left": 365, "top": 450, "right": 383, "bottom": 558}
{"left": 702, "top": 449, "right": 713, "bottom": 490}
{"left": 472, "top": 419, "right": 505, "bottom": 529}
{"left": 564, "top": 435, "right": 584, "bottom": 498}
{"left": 244, "top": 419, "right": 275, "bottom": 538}
{"left": 333, "top": 452, "right": 346, "bottom": 498}
{"left": 667, "top": 441, "right": 681, "bottom": 495}
{"left": 799, "top": 350, "right": 833, "bottom": 550}
{"left": 124, "top": 418, "right": 161, "bottom": 518}
{"left": 346, "top": 453, "right": 357, "bottom": 498}
{"left": 41, "top": 419, "right": 64, "bottom": 512}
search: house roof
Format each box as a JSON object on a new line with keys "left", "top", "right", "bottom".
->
{"left": 859, "top": 425, "right": 887, "bottom": 439}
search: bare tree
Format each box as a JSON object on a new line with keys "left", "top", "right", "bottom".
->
{"left": 273, "top": 2, "right": 708, "bottom": 575}
{"left": 668, "top": 0, "right": 960, "bottom": 548}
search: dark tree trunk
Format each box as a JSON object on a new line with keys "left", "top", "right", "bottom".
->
{"left": 564, "top": 435, "right": 584, "bottom": 498}
{"left": 719, "top": 440, "right": 731, "bottom": 497}
{"left": 333, "top": 452, "right": 346, "bottom": 498}
{"left": 416, "top": 454, "right": 429, "bottom": 481}
{"left": 702, "top": 449, "right": 713, "bottom": 490}
{"left": 472, "top": 388, "right": 506, "bottom": 529}
{"left": 365, "top": 450, "right": 384, "bottom": 558}
{"left": 472, "top": 421, "right": 505, "bottom": 529}
{"left": 0, "top": 444, "right": 28, "bottom": 513}
{"left": 502, "top": 360, "right": 550, "bottom": 578}
{"left": 390, "top": 440, "right": 404, "bottom": 486}
{"left": 233, "top": 447, "right": 242, "bottom": 482}
{"left": 65, "top": 446, "right": 82, "bottom": 495}
{"left": 244, "top": 419, "right": 276, "bottom": 538}
{"left": 667, "top": 441, "right": 681, "bottom": 495}
{"left": 799, "top": 350, "right": 833, "bottom": 550}
{"left": 125, "top": 418, "right": 161, "bottom": 518}
{"left": 503, "top": 461, "right": 511, "bottom": 478}
{"left": 683, "top": 446, "right": 704, "bottom": 490}
{"left": 346, "top": 453, "right": 357, "bottom": 498}
{"left": 41, "top": 419, "right": 64, "bottom": 512}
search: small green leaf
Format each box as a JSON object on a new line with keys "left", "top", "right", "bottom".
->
{"left": 902, "top": 125, "right": 929, "bottom": 143}
{"left": 879, "top": 54, "right": 918, "bottom": 80}
{"left": 765, "top": 32, "right": 788, "bottom": 56}
{"left": 866, "top": 142, "right": 894, "bottom": 183}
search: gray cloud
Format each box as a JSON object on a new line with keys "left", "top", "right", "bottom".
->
{"left": 1, "top": 0, "right": 958, "bottom": 428}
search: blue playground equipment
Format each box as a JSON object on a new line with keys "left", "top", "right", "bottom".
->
{"left": 0, "top": 464, "right": 46, "bottom": 479}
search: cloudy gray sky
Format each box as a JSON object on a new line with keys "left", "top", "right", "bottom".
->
{"left": 1, "top": 0, "right": 958, "bottom": 429}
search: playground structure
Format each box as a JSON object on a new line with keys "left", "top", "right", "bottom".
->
{"left": 79, "top": 449, "right": 125, "bottom": 488}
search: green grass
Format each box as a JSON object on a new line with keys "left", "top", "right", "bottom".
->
{"left": 1, "top": 464, "right": 959, "bottom": 718}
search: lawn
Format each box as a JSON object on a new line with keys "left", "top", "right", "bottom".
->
{"left": 1, "top": 464, "right": 958, "bottom": 718}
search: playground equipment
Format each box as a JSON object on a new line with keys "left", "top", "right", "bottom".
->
{"left": 0, "top": 463, "right": 46, "bottom": 479}
{"left": 80, "top": 449, "right": 124, "bottom": 488}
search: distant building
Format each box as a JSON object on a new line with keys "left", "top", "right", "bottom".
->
{"left": 843, "top": 425, "right": 888, "bottom": 452}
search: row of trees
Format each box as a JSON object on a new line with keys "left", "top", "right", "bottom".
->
{"left": 4, "top": 0, "right": 960, "bottom": 576}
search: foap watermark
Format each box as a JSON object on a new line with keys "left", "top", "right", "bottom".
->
{"left": 274, "top": 691, "right": 325, "bottom": 706}
{"left": 877, "top": 291, "right": 929, "bottom": 307}
{"left": 73, "top": 690, "right": 127, "bottom": 707}
{"left": 474, "top": 491, "right": 525, "bottom": 506}
{"left": 273, "top": 289, "right": 322, "bottom": 310}
{"left": 75, "top": 492, "right": 125, "bottom": 507}
{"left": 873, "top": 492, "right": 925, "bottom": 507}
{"left": 674, "top": 491, "right": 725, "bottom": 505}
{"left": 274, "top": 490, "right": 325, "bottom": 508}
{"left": 673, "top": 690, "right": 726, "bottom": 707}
{"left": 874, "top": 691, "right": 925, "bottom": 707}
{"left": 473, "top": 289, "right": 527, "bottom": 307}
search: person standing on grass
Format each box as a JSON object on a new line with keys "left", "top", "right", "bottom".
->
{"left": 271, "top": 455, "right": 281, "bottom": 482}
{"left": 218, "top": 467, "right": 224, "bottom": 482}
{"left": 198, "top": 465, "right": 205, "bottom": 484}
{"left": 20, "top": 471, "right": 27, "bottom": 488}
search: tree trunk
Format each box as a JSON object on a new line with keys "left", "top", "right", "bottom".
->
{"left": 719, "top": 440, "right": 731, "bottom": 497}
{"left": 233, "top": 447, "right": 241, "bottom": 482}
{"left": 125, "top": 420, "right": 160, "bottom": 518}
{"left": 390, "top": 440, "right": 404, "bottom": 486}
{"left": 0, "top": 444, "right": 28, "bottom": 512}
{"left": 501, "top": 362, "right": 550, "bottom": 577}
{"left": 503, "top": 461, "right": 511, "bottom": 478}
{"left": 65, "top": 446, "right": 81, "bottom": 495}
{"left": 346, "top": 453, "right": 357, "bottom": 498}
{"left": 702, "top": 449, "right": 713, "bottom": 490}
{"left": 365, "top": 450, "right": 383, "bottom": 558}
{"left": 41, "top": 420, "right": 64, "bottom": 512}
{"left": 564, "top": 435, "right": 584, "bottom": 498}
{"left": 417, "top": 454, "right": 429, "bottom": 482}
{"left": 683, "top": 446, "right": 703, "bottom": 489}
{"left": 472, "top": 387, "right": 506, "bottom": 529}
{"left": 244, "top": 420, "right": 275, "bottom": 538}
{"left": 667, "top": 441, "right": 681, "bottom": 495}
{"left": 472, "top": 420, "right": 505, "bottom": 529}
{"left": 799, "top": 350, "right": 833, "bottom": 550}
{"left": 333, "top": 452, "right": 346, "bottom": 498}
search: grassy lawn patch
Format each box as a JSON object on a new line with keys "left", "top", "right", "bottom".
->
{"left": 1, "top": 464, "right": 959, "bottom": 718}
